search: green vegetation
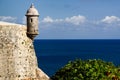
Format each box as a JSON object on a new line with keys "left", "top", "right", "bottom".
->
{"left": 51, "top": 59, "right": 120, "bottom": 80}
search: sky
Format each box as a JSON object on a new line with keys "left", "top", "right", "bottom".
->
{"left": 0, "top": 0, "right": 120, "bottom": 39}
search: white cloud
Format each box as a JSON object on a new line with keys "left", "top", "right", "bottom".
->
{"left": 0, "top": 16, "right": 17, "bottom": 22}
{"left": 55, "top": 19, "right": 63, "bottom": 22}
{"left": 65, "top": 15, "right": 86, "bottom": 25}
{"left": 41, "top": 15, "right": 86, "bottom": 25}
{"left": 42, "top": 16, "right": 54, "bottom": 23}
{"left": 22, "top": 16, "right": 26, "bottom": 24}
{"left": 101, "top": 16, "right": 120, "bottom": 23}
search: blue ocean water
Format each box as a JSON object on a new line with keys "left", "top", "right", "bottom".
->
{"left": 33, "top": 39, "right": 120, "bottom": 77}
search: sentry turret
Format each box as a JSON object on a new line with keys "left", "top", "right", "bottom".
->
{"left": 26, "top": 3, "right": 39, "bottom": 40}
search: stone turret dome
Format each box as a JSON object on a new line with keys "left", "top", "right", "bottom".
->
{"left": 26, "top": 3, "right": 39, "bottom": 16}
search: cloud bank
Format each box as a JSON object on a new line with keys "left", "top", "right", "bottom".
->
{"left": 42, "top": 15, "right": 86, "bottom": 25}
{"left": 0, "top": 16, "right": 17, "bottom": 22}
{"left": 101, "top": 16, "right": 120, "bottom": 24}
{"left": 37, "top": 15, "right": 120, "bottom": 39}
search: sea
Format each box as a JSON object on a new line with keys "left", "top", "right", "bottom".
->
{"left": 33, "top": 39, "right": 120, "bottom": 77}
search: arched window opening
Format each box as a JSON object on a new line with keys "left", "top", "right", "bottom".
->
{"left": 31, "top": 19, "right": 33, "bottom": 22}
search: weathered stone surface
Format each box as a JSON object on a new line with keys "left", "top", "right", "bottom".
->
{"left": 0, "top": 22, "right": 50, "bottom": 80}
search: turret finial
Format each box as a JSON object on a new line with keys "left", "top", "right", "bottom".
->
{"left": 30, "top": 3, "right": 34, "bottom": 8}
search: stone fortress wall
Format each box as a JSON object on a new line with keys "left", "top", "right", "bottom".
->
{"left": 0, "top": 22, "right": 50, "bottom": 80}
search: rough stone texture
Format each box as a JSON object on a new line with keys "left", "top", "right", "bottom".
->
{"left": 0, "top": 22, "right": 50, "bottom": 80}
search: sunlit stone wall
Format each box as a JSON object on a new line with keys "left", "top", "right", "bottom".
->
{"left": 0, "top": 22, "right": 50, "bottom": 80}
